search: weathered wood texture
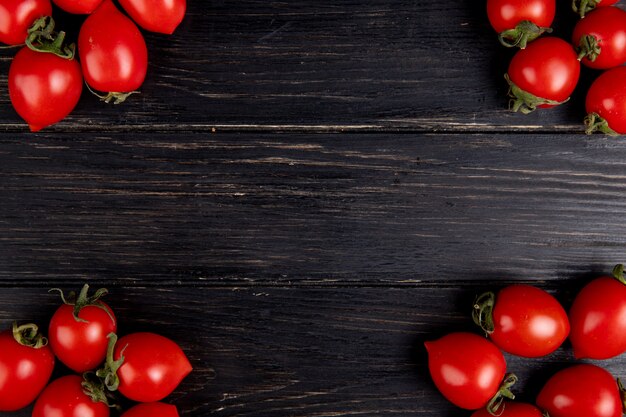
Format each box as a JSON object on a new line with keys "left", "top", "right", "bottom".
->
{"left": 0, "top": 0, "right": 598, "bottom": 132}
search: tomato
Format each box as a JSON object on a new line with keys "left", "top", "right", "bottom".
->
{"left": 473, "top": 284, "right": 569, "bottom": 357}
{"left": 472, "top": 402, "right": 544, "bottom": 417}
{"left": 49, "top": 284, "right": 117, "bottom": 372}
{"left": 32, "top": 375, "right": 110, "bottom": 417}
{"left": 9, "top": 46, "right": 82, "bottom": 131}
{"left": 118, "top": 0, "right": 186, "bottom": 34}
{"left": 424, "top": 332, "right": 515, "bottom": 411}
{"left": 78, "top": 0, "right": 148, "bottom": 102}
{"left": 52, "top": 0, "right": 103, "bottom": 14}
{"left": 104, "top": 332, "right": 192, "bottom": 402}
{"left": 0, "top": 0, "right": 52, "bottom": 45}
{"left": 0, "top": 323, "right": 54, "bottom": 411}
{"left": 572, "top": 6, "right": 626, "bottom": 69}
{"left": 572, "top": 0, "right": 619, "bottom": 18}
{"left": 122, "top": 402, "right": 179, "bottom": 417}
{"left": 536, "top": 364, "right": 622, "bottom": 417}
{"left": 487, "top": 0, "right": 555, "bottom": 48}
{"left": 568, "top": 264, "right": 626, "bottom": 358}
{"left": 506, "top": 37, "right": 580, "bottom": 113}
{"left": 585, "top": 66, "right": 626, "bottom": 135}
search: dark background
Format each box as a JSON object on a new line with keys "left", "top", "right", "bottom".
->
{"left": 1, "top": 1, "right": 625, "bottom": 416}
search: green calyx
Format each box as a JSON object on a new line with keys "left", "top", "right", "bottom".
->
{"left": 84, "top": 82, "right": 140, "bottom": 105}
{"left": 50, "top": 284, "right": 114, "bottom": 324}
{"left": 472, "top": 291, "right": 495, "bottom": 334}
{"left": 498, "top": 20, "right": 552, "bottom": 49}
{"left": 577, "top": 35, "right": 601, "bottom": 62}
{"left": 572, "top": 0, "right": 601, "bottom": 18}
{"left": 12, "top": 322, "right": 48, "bottom": 348}
{"left": 584, "top": 112, "right": 618, "bottom": 136}
{"left": 486, "top": 373, "right": 517, "bottom": 416}
{"left": 612, "top": 264, "right": 626, "bottom": 285}
{"left": 95, "top": 333, "right": 126, "bottom": 392}
{"left": 25, "top": 16, "right": 75, "bottom": 59}
{"left": 82, "top": 372, "right": 116, "bottom": 408}
{"left": 505, "top": 74, "right": 568, "bottom": 114}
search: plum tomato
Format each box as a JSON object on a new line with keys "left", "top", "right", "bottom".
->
{"left": 121, "top": 402, "right": 180, "bottom": 417}
{"left": 471, "top": 402, "right": 544, "bottom": 417}
{"left": 424, "top": 332, "right": 515, "bottom": 412}
{"left": 473, "top": 284, "right": 569, "bottom": 358}
{"left": 52, "top": 0, "right": 104, "bottom": 14}
{"left": 0, "top": 0, "right": 52, "bottom": 45}
{"left": 8, "top": 46, "right": 82, "bottom": 131}
{"left": 506, "top": 37, "right": 580, "bottom": 113}
{"left": 32, "top": 375, "right": 110, "bottom": 417}
{"left": 569, "top": 264, "right": 626, "bottom": 359}
{"left": 78, "top": 0, "right": 148, "bottom": 103}
{"left": 572, "top": 0, "right": 619, "bottom": 18}
{"left": 573, "top": 6, "right": 626, "bottom": 69}
{"left": 118, "top": 0, "right": 186, "bottom": 34}
{"left": 0, "top": 323, "right": 54, "bottom": 411}
{"left": 49, "top": 284, "right": 117, "bottom": 372}
{"left": 585, "top": 67, "right": 626, "bottom": 135}
{"left": 487, "top": 0, "right": 555, "bottom": 48}
{"left": 536, "top": 364, "right": 623, "bottom": 417}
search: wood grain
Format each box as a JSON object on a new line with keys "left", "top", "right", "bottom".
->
{"left": 0, "top": 1, "right": 599, "bottom": 132}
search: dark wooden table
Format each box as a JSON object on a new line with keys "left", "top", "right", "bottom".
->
{"left": 2, "top": 1, "right": 625, "bottom": 416}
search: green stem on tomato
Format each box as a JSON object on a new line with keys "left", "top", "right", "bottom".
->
{"left": 24, "top": 16, "right": 75, "bottom": 59}
{"left": 12, "top": 322, "right": 48, "bottom": 348}
{"left": 505, "top": 74, "right": 568, "bottom": 114}
{"left": 498, "top": 20, "right": 552, "bottom": 49}
{"left": 84, "top": 82, "right": 140, "bottom": 105}
{"left": 584, "top": 112, "right": 618, "bottom": 136}
{"left": 49, "top": 283, "right": 114, "bottom": 323}
{"left": 572, "top": 0, "right": 601, "bottom": 18}
{"left": 95, "top": 333, "right": 126, "bottom": 392}
{"left": 577, "top": 35, "right": 601, "bottom": 62}
{"left": 486, "top": 373, "right": 517, "bottom": 416}
{"left": 472, "top": 291, "right": 496, "bottom": 335}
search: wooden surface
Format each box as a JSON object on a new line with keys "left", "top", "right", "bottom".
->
{"left": 1, "top": 1, "right": 626, "bottom": 416}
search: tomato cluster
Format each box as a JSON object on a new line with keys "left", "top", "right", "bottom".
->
{"left": 486, "top": 0, "right": 626, "bottom": 134}
{"left": 0, "top": 284, "right": 192, "bottom": 417}
{"left": 425, "top": 264, "right": 626, "bottom": 416}
{"left": 0, "top": 0, "right": 186, "bottom": 132}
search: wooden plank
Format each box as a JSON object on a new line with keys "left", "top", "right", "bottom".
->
{"left": 0, "top": 285, "right": 601, "bottom": 417}
{"left": 0, "top": 1, "right": 596, "bottom": 132}
{"left": 1, "top": 132, "right": 625, "bottom": 285}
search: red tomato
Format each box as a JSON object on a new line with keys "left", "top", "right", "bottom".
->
{"left": 122, "top": 402, "right": 179, "bottom": 417}
{"left": 8, "top": 47, "right": 82, "bottom": 131}
{"left": 52, "top": 0, "right": 103, "bottom": 14}
{"left": 569, "top": 265, "right": 626, "bottom": 358}
{"left": 0, "top": 0, "right": 52, "bottom": 45}
{"left": 473, "top": 285, "right": 569, "bottom": 357}
{"left": 472, "top": 402, "right": 544, "bottom": 417}
{"left": 506, "top": 37, "right": 580, "bottom": 113}
{"left": 425, "top": 332, "right": 514, "bottom": 411}
{"left": 118, "top": 0, "right": 186, "bottom": 34}
{"left": 585, "top": 66, "right": 626, "bottom": 135}
{"left": 78, "top": 0, "right": 148, "bottom": 100}
{"left": 32, "top": 375, "right": 110, "bottom": 417}
{"left": 536, "top": 364, "right": 622, "bottom": 417}
{"left": 487, "top": 0, "right": 555, "bottom": 48}
{"left": 0, "top": 323, "right": 54, "bottom": 411}
{"left": 49, "top": 284, "right": 117, "bottom": 372}
{"left": 114, "top": 332, "right": 192, "bottom": 402}
{"left": 572, "top": 6, "right": 626, "bottom": 69}
{"left": 573, "top": 0, "right": 619, "bottom": 18}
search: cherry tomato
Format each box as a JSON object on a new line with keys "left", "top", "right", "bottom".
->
{"left": 536, "top": 364, "right": 622, "bottom": 417}
{"left": 572, "top": 0, "right": 619, "bottom": 18}
{"left": 472, "top": 402, "right": 544, "bottom": 417}
{"left": 487, "top": 0, "right": 555, "bottom": 48}
{"left": 425, "top": 332, "right": 514, "bottom": 411}
{"left": 9, "top": 47, "right": 82, "bottom": 132}
{"left": 118, "top": 0, "right": 186, "bottom": 34}
{"left": 114, "top": 332, "right": 192, "bottom": 402}
{"left": 78, "top": 0, "right": 148, "bottom": 101}
{"left": 52, "top": 0, "right": 103, "bottom": 14}
{"left": 573, "top": 6, "right": 626, "bottom": 69}
{"left": 0, "top": 0, "right": 52, "bottom": 45}
{"left": 32, "top": 375, "right": 110, "bottom": 417}
{"left": 569, "top": 264, "right": 626, "bottom": 358}
{"left": 49, "top": 284, "right": 117, "bottom": 372}
{"left": 0, "top": 323, "right": 54, "bottom": 411}
{"left": 122, "top": 402, "right": 179, "bottom": 417}
{"left": 585, "top": 67, "right": 626, "bottom": 135}
{"left": 473, "top": 284, "right": 569, "bottom": 357}
{"left": 506, "top": 37, "right": 580, "bottom": 113}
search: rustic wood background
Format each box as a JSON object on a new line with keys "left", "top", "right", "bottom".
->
{"left": 1, "top": 1, "right": 625, "bottom": 416}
